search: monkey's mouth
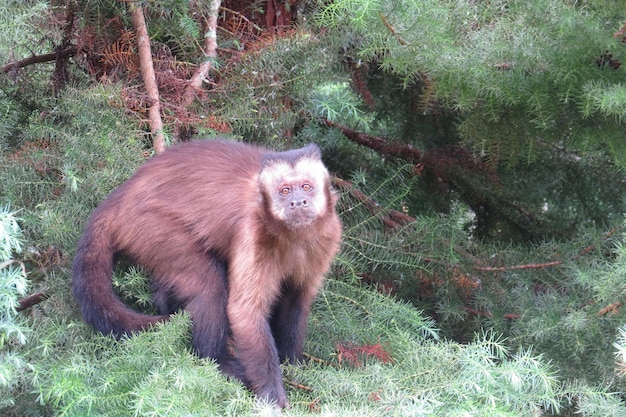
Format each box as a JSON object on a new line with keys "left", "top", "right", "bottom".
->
{"left": 284, "top": 210, "right": 318, "bottom": 228}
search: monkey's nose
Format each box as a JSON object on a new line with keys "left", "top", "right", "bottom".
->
{"left": 290, "top": 199, "right": 308, "bottom": 208}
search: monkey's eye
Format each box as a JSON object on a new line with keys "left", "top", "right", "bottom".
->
{"left": 301, "top": 183, "right": 312, "bottom": 192}
{"left": 280, "top": 186, "right": 291, "bottom": 195}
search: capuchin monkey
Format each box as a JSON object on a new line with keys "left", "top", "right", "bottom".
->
{"left": 72, "top": 139, "right": 342, "bottom": 409}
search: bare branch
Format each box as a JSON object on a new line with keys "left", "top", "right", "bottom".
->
{"left": 130, "top": 2, "right": 166, "bottom": 153}
{"left": 1, "top": 47, "right": 77, "bottom": 73}
{"left": 323, "top": 119, "right": 423, "bottom": 162}
{"left": 474, "top": 261, "right": 562, "bottom": 272}
{"left": 16, "top": 292, "right": 48, "bottom": 312}
{"left": 379, "top": 12, "right": 408, "bottom": 46}
{"left": 182, "top": 0, "right": 221, "bottom": 108}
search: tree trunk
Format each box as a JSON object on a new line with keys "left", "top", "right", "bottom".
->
{"left": 130, "top": 3, "right": 166, "bottom": 154}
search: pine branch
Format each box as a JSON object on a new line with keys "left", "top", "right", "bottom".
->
{"left": 378, "top": 12, "right": 408, "bottom": 46}
{"left": 1, "top": 47, "right": 77, "bottom": 73}
{"left": 324, "top": 119, "right": 422, "bottom": 162}
{"left": 334, "top": 177, "right": 415, "bottom": 230}
{"left": 324, "top": 119, "right": 495, "bottom": 180}
{"left": 284, "top": 379, "right": 314, "bottom": 392}
{"left": 464, "top": 307, "right": 521, "bottom": 320}
{"left": 475, "top": 227, "right": 621, "bottom": 272}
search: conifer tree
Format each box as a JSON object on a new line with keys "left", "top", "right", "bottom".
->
{"left": 1, "top": 0, "right": 626, "bottom": 416}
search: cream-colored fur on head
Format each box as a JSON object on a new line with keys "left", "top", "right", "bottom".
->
{"left": 259, "top": 155, "right": 330, "bottom": 225}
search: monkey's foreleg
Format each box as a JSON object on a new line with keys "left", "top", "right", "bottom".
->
{"left": 228, "top": 300, "right": 288, "bottom": 409}
{"left": 270, "top": 281, "right": 320, "bottom": 363}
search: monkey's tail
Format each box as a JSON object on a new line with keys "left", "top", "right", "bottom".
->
{"left": 72, "top": 225, "right": 166, "bottom": 337}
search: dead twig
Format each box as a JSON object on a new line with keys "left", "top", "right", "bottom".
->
{"left": 16, "top": 291, "right": 49, "bottom": 312}
{"left": 475, "top": 261, "right": 562, "bottom": 272}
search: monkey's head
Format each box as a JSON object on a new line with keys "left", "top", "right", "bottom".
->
{"left": 259, "top": 143, "right": 334, "bottom": 228}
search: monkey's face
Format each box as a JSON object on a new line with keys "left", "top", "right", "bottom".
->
{"left": 259, "top": 156, "right": 330, "bottom": 228}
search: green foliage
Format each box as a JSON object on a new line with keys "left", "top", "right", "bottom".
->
{"left": 213, "top": 30, "right": 351, "bottom": 143}
{"left": 431, "top": 222, "right": 626, "bottom": 394}
{"left": 304, "top": 0, "right": 626, "bottom": 242}
{"left": 19, "top": 276, "right": 584, "bottom": 417}
{"left": 0, "top": 84, "right": 147, "bottom": 248}
{"left": 309, "top": 81, "right": 373, "bottom": 131}
{"left": 143, "top": 0, "right": 204, "bottom": 60}
{"left": 336, "top": 165, "right": 421, "bottom": 279}
{"left": 113, "top": 266, "right": 157, "bottom": 314}
{"left": 300, "top": 285, "right": 565, "bottom": 416}
{"left": 0, "top": 0, "right": 50, "bottom": 60}
{"left": 33, "top": 314, "right": 251, "bottom": 417}
{"left": 581, "top": 81, "right": 626, "bottom": 122}
{"left": 0, "top": 80, "right": 152, "bottom": 415}
{"left": 0, "top": 206, "right": 31, "bottom": 408}
{"left": 314, "top": 0, "right": 626, "bottom": 166}
{"left": 0, "top": 0, "right": 61, "bottom": 150}
{"left": 332, "top": 163, "right": 626, "bottom": 413}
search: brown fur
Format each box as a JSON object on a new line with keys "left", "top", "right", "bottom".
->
{"left": 72, "top": 139, "right": 342, "bottom": 408}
